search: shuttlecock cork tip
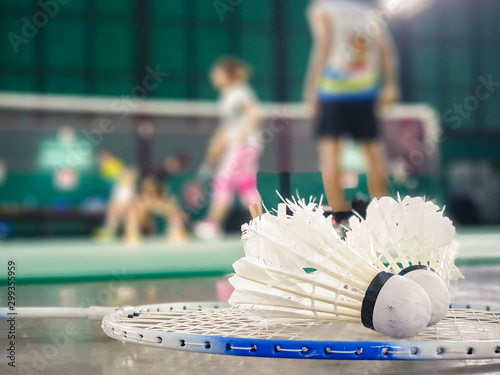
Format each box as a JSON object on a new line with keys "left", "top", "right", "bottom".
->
{"left": 362, "top": 272, "right": 432, "bottom": 338}
{"left": 399, "top": 266, "right": 450, "bottom": 326}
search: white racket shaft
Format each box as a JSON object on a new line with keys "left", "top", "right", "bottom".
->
{"left": 0, "top": 306, "right": 115, "bottom": 320}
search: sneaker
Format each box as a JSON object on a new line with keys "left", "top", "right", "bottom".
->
{"left": 320, "top": 209, "right": 351, "bottom": 238}
{"left": 331, "top": 212, "right": 352, "bottom": 239}
{"left": 351, "top": 198, "right": 369, "bottom": 220}
{"left": 322, "top": 201, "right": 368, "bottom": 239}
{"left": 194, "top": 219, "right": 222, "bottom": 240}
{"left": 93, "top": 228, "right": 115, "bottom": 242}
{"left": 167, "top": 224, "right": 189, "bottom": 243}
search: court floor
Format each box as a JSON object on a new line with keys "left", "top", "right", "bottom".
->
{"left": 0, "top": 227, "right": 499, "bottom": 283}
{"left": 1, "top": 229, "right": 500, "bottom": 374}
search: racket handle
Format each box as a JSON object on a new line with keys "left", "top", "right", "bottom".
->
{"left": 0, "top": 306, "right": 115, "bottom": 320}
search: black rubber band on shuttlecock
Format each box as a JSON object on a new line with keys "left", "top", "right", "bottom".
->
{"left": 361, "top": 271, "right": 394, "bottom": 330}
{"left": 398, "top": 265, "right": 435, "bottom": 276}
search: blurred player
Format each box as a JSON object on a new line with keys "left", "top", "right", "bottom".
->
{"left": 304, "top": 0, "right": 399, "bottom": 222}
{"left": 125, "top": 154, "right": 189, "bottom": 243}
{"left": 96, "top": 151, "right": 137, "bottom": 241}
{"left": 195, "top": 57, "right": 263, "bottom": 239}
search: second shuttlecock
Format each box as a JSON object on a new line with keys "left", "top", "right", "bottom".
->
{"left": 346, "top": 195, "right": 463, "bottom": 325}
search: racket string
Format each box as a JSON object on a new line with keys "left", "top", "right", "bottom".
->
{"left": 227, "top": 344, "right": 257, "bottom": 351}
{"left": 99, "top": 303, "right": 500, "bottom": 360}
{"left": 110, "top": 306, "right": 500, "bottom": 343}
{"left": 324, "top": 347, "right": 360, "bottom": 355}
{"left": 274, "top": 345, "right": 308, "bottom": 353}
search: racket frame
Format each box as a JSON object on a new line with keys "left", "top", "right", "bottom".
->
{"left": 101, "top": 301, "right": 500, "bottom": 361}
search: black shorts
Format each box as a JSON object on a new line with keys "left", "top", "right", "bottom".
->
{"left": 315, "top": 99, "right": 379, "bottom": 141}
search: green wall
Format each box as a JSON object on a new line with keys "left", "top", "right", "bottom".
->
{"left": 1, "top": 0, "right": 500, "bottom": 231}
{"left": 1, "top": 0, "right": 500, "bottom": 133}
{"left": 0, "top": 0, "right": 286, "bottom": 101}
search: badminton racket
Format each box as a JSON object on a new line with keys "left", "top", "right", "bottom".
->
{"left": 2, "top": 301, "right": 500, "bottom": 361}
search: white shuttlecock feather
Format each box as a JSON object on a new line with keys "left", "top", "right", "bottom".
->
{"left": 346, "top": 195, "right": 463, "bottom": 325}
{"left": 229, "top": 197, "right": 432, "bottom": 338}
{"left": 346, "top": 195, "right": 463, "bottom": 283}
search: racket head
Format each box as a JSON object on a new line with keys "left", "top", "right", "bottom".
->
{"left": 101, "top": 301, "right": 500, "bottom": 361}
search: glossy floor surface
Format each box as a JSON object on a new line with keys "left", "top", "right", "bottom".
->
{"left": 1, "top": 266, "right": 500, "bottom": 374}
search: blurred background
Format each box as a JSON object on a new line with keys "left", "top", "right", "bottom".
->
{"left": 0, "top": 0, "right": 499, "bottom": 241}
{"left": 1, "top": 3, "right": 500, "bottom": 374}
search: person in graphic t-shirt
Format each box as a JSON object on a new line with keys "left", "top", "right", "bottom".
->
{"left": 304, "top": 0, "right": 399, "bottom": 223}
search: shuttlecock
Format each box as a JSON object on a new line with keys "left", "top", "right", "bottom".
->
{"left": 345, "top": 195, "right": 463, "bottom": 326}
{"left": 229, "top": 197, "right": 432, "bottom": 339}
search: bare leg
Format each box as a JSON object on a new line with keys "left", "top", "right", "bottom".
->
{"left": 207, "top": 203, "right": 230, "bottom": 224}
{"left": 162, "top": 196, "right": 188, "bottom": 242}
{"left": 104, "top": 202, "right": 121, "bottom": 234}
{"left": 207, "top": 174, "right": 234, "bottom": 225}
{"left": 318, "top": 137, "right": 350, "bottom": 211}
{"left": 95, "top": 201, "right": 128, "bottom": 240}
{"left": 195, "top": 164, "right": 235, "bottom": 239}
{"left": 124, "top": 201, "right": 146, "bottom": 244}
{"left": 248, "top": 203, "right": 263, "bottom": 219}
{"left": 360, "top": 141, "right": 388, "bottom": 199}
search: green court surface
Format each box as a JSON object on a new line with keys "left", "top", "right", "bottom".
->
{"left": 0, "top": 228, "right": 499, "bottom": 283}
{"left": 0, "top": 236, "right": 243, "bottom": 283}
